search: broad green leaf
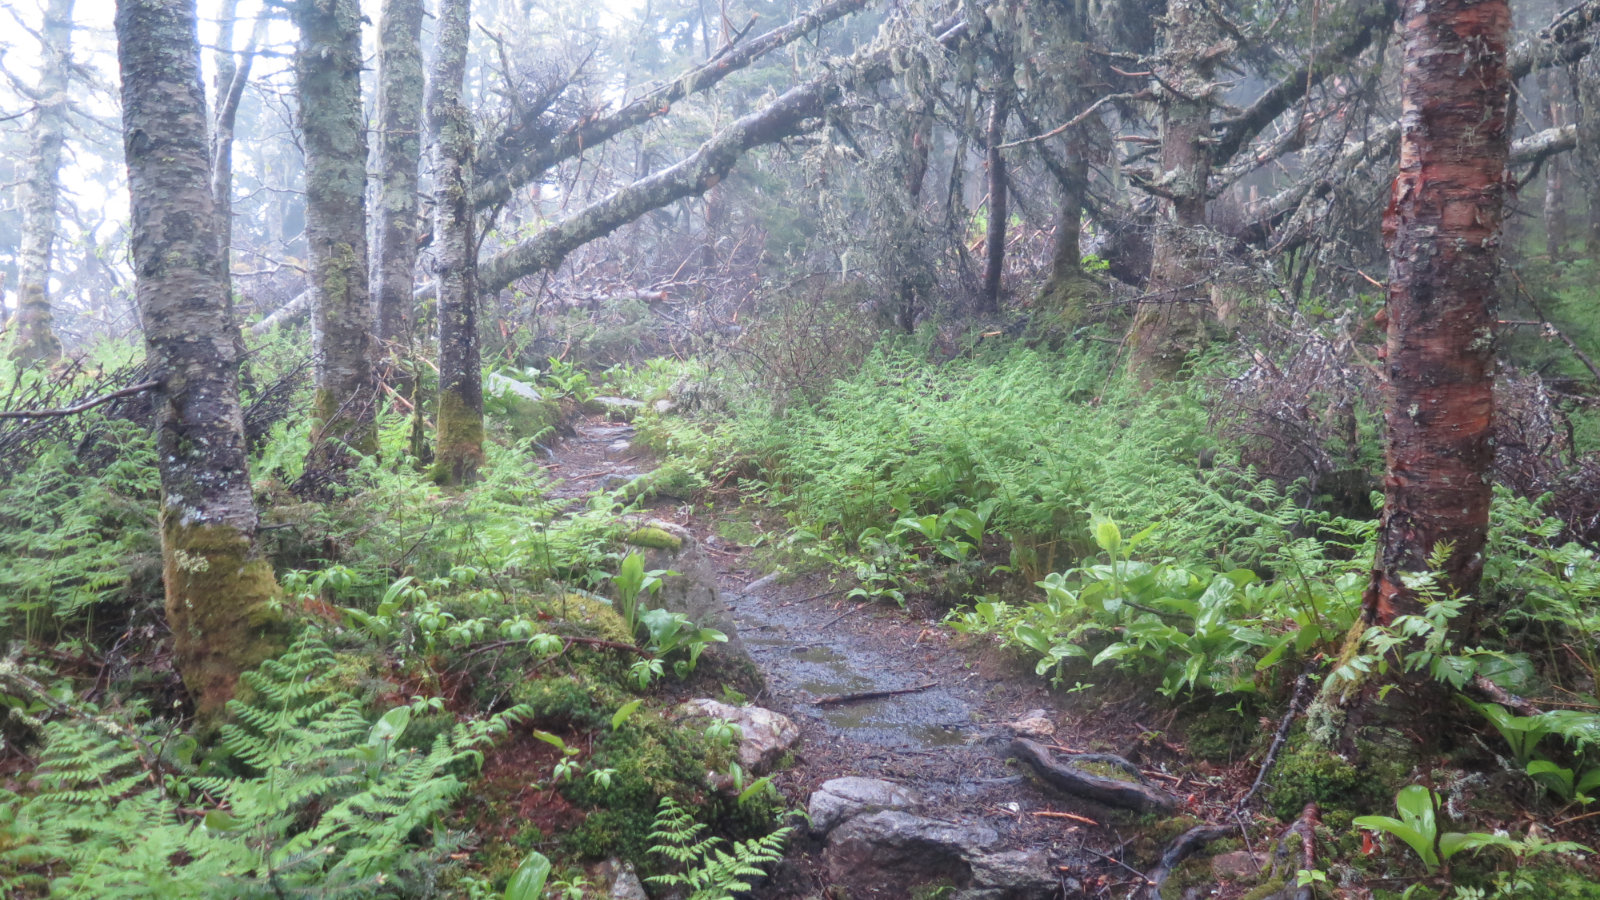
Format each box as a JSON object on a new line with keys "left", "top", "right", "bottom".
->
{"left": 368, "top": 706, "right": 411, "bottom": 746}
{"left": 504, "top": 850, "right": 552, "bottom": 900}
{"left": 612, "top": 699, "right": 643, "bottom": 731}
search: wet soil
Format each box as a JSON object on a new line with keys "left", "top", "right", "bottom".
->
{"left": 544, "top": 411, "right": 1181, "bottom": 898}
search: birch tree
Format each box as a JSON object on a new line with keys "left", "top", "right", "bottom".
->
{"left": 294, "top": 0, "right": 378, "bottom": 479}
{"left": 115, "top": 0, "right": 285, "bottom": 718}
{"left": 8, "top": 0, "right": 75, "bottom": 367}
{"left": 371, "top": 0, "right": 425, "bottom": 364}
{"left": 428, "top": 0, "right": 483, "bottom": 484}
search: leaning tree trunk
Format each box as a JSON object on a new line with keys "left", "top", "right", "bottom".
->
{"left": 295, "top": 0, "right": 378, "bottom": 481}
{"left": 978, "top": 52, "right": 1014, "bottom": 316}
{"left": 8, "top": 0, "right": 75, "bottom": 367}
{"left": 1540, "top": 69, "right": 1569, "bottom": 262}
{"left": 115, "top": 0, "right": 285, "bottom": 719}
{"left": 371, "top": 0, "right": 425, "bottom": 369}
{"left": 428, "top": 0, "right": 482, "bottom": 485}
{"left": 1364, "top": 0, "right": 1510, "bottom": 628}
{"left": 1125, "top": 0, "right": 1228, "bottom": 381}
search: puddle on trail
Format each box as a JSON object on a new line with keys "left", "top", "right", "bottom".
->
{"left": 735, "top": 597, "right": 974, "bottom": 751}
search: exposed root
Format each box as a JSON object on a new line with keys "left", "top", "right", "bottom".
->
{"left": 1007, "top": 738, "right": 1177, "bottom": 813}
{"left": 1138, "top": 823, "right": 1234, "bottom": 900}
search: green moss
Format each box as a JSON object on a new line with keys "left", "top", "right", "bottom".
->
{"left": 162, "top": 519, "right": 288, "bottom": 722}
{"left": 1239, "top": 877, "right": 1288, "bottom": 900}
{"left": 552, "top": 592, "right": 632, "bottom": 644}
{"left": 1077, "top": 760, "right": 1138, "bottom": 782}
{"left": 431, "top": 388, "right": 486, "bottom": 485}
{"left": 561, "top": 717, "right": 722, "bottom": 863}
{"left": 1265, "top": 733, "right": 1406, "bottom": 821}
{"left": 624, "top": 526, "right": 683, "bottom": 551}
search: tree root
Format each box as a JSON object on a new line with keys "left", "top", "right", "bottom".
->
{"left": 1138, "top": 823, "right": 1234, "bottom": 900}
{"left": 1007, "top": 738, "right": 1177, "bottom": 813}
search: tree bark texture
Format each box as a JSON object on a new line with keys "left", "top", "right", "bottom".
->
{"left": 978, "top": 52, "right": 1013, "bottom": 315}
{"left": 1365, "top": 0, "right": 1511, "bottom": 626}
{"left": 295, "top": 0, "right": 379, "bottom": 475}
{"left": 1541, "top": 71, "right": 1569, "bottom": 261}
{"left": 372, "top": 0, "right": 425, "bottom": 353}
{"left": 115, "top": 0, "right": 284, "bottom": 719}
{"left": 1125, "top": 0, "right": 1230, "bottom": 380}
{"left": 428, "top": 0, "right": 482, "bottom": 485}
{"left": 8, "top": 0, "right": 75, "bottom": 367}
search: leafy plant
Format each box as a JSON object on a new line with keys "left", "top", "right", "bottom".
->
{"left": 1353, "top": 785, "right": 1587, "bottom": 873}
{"left": 611, "top": 552, "right": 675, "bottom": 639}
{"left": 647, "top": 797, "right": 790, "bottom": 900}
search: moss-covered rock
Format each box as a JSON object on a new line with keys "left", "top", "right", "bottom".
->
{"left": 624, "top": 526, "right": 683, "bottom": 551}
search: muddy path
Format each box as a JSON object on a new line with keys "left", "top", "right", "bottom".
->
{"left": 544, "top": 409, "right": 1183, "bottom": 899}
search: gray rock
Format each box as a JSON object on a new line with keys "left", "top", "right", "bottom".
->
{"left": 486, "top": 372, "right": 543, "bottom": 403}
{"left": 1007, "top": 709, "right": 1055, "bottom": 740}
{"left": 808, "top": 777, "right": 922, "bottom": 835}
{"left": 678, "top": 699, "right": 799, "bottom": 773}
{"left": 823, "top": 811, "right": 998, "bottom": 894}
{"left": 744, "top": 572, "right": 781, "bottom": 593}
{"left": 630, "top": 521, "right": 747, "bottom": 661}
{"left": 959, "top": 849, "right": 1059, "bottom": 900}
{"left": 600, "top": 472, "right": 643, "bottom": 491}
{"left": 653, "top": 398, "right": 677, "bottom": 415}
{"left": 594, "top": 395, "right": 645, "bottom": 409}
{"left": 610, "top": 863, "right": 648, "bottom": 900}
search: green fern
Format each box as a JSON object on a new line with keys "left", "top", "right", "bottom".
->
{"left": 0, "top": 632, "right": 529, "bottom": 898}
{"left": 646, "top": 797, "right": 790, "bottom": 900}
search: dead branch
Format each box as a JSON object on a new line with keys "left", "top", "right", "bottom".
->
{"left": 0, "top": 380, "right": 160, "bottom": 420}
{"left": 814, "top": 682, "right": 937, "bottom": 705}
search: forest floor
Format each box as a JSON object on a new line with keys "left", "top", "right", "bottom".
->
{"left": 540, "top": 408, "right": 1239, "bottom": 899}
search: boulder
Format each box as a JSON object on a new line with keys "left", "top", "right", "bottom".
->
{"left": 625, "top": 520, "right": 746, "bottom": 660}
{"left": 959, "top": 849, "right": 1060, "bottom": 900}
{"left": 808, "top": 777, "right": 922, "bottom": 835}
{"left": 823, "top": 811, "right": 998, "bottom": 895}
{"left": 678, "top": 699, "right": 799, "bottom": 773}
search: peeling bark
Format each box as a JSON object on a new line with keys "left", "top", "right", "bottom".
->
{"left": 295, "top": 0, "right": 378, "bottom": 476}
{"left": 428, "top": 0, "right": 482, "bottom": 485}
{"left": 8, "top": 0, "right": 75, "bottom": 367}
{"left": 1366, "top": 0, "right": 1510, "bottom": 626}
{"left": 115, "top": 0, "right": 284, "bottom": 719}
{"left": 372, "top": 0, "right": 425, "bottom": 353}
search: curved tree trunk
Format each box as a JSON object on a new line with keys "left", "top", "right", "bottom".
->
{"left": 978, "top": 52, "right": 1014, "bottom": 316}
{"left": 1125, "top": 0, "right": 1226, "bottom": 381}
{"left": 8, "top": 0, "right": 75, "bottom": 368}
{"left": 1365, "top": 0, "right": 1510, "bottom": 628}
{"left": 295, "top": 0, "right": 378, "bottom": 481}
{"left": 428, "top": 0, "right": 483, "bottom": 485}
{"left": 115, "top": 0, "right": 284, "bottom": 720}
{"left": 372, "top": 0, "right": 425, "bottom": 366}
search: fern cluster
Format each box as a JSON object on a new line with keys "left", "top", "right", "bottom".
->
{"left": 0, "top": 633, "right": 527, "bottom": 899}
{"left": 647, "top": 797, "right": 790, "bottom": 900}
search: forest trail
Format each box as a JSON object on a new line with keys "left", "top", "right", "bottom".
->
{"left": 543, "top": 409, "right": 1169, "bottom": 899}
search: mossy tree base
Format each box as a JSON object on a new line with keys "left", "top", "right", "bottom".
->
{"left": 162, "top": 520, "right": 288, "bottom": 721}
{"left": 431, "top": 388, "right": 485, "bottom": 485}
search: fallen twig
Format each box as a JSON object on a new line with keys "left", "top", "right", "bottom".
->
{"left": 814, "top": 682, "right": 936, "bottom": 706}
{"left": 1032, "top": 810, "right": 1099, "bottom": 825}
{"left": 1236, "top": 668, "right": 1315, "bottom": 813}
{"left": 818, "top": 603, "right": 866, "bottom": 630}
{"left": 0, "top": 380, "right": 159, "bottom": 419}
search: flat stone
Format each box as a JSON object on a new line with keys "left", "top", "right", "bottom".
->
{"left": 824, "top": 811, "right": 998, "bottom": 896}
{"left": 1211, "top": 850, "right": 1269, "bottom": 880}
{"left": 594, "top": 396, "right": 645, "bottom": 408}
{"left": 678, "top": 699, "right": 798, "bottom": 773}
{"left": 486, "top": 372, "right": 543, "bottom": 402}
{"left": 1007, "top": 709, "right": 1055, "bottom": 740}
{"left": 653, "top": 398, "right": 677, "bottom": 414}
{"left": 959, "top": 849, "right": 1059, "bottom": 900}
{"left": 808, "top": 776, "right": 923, "bottom": 835}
